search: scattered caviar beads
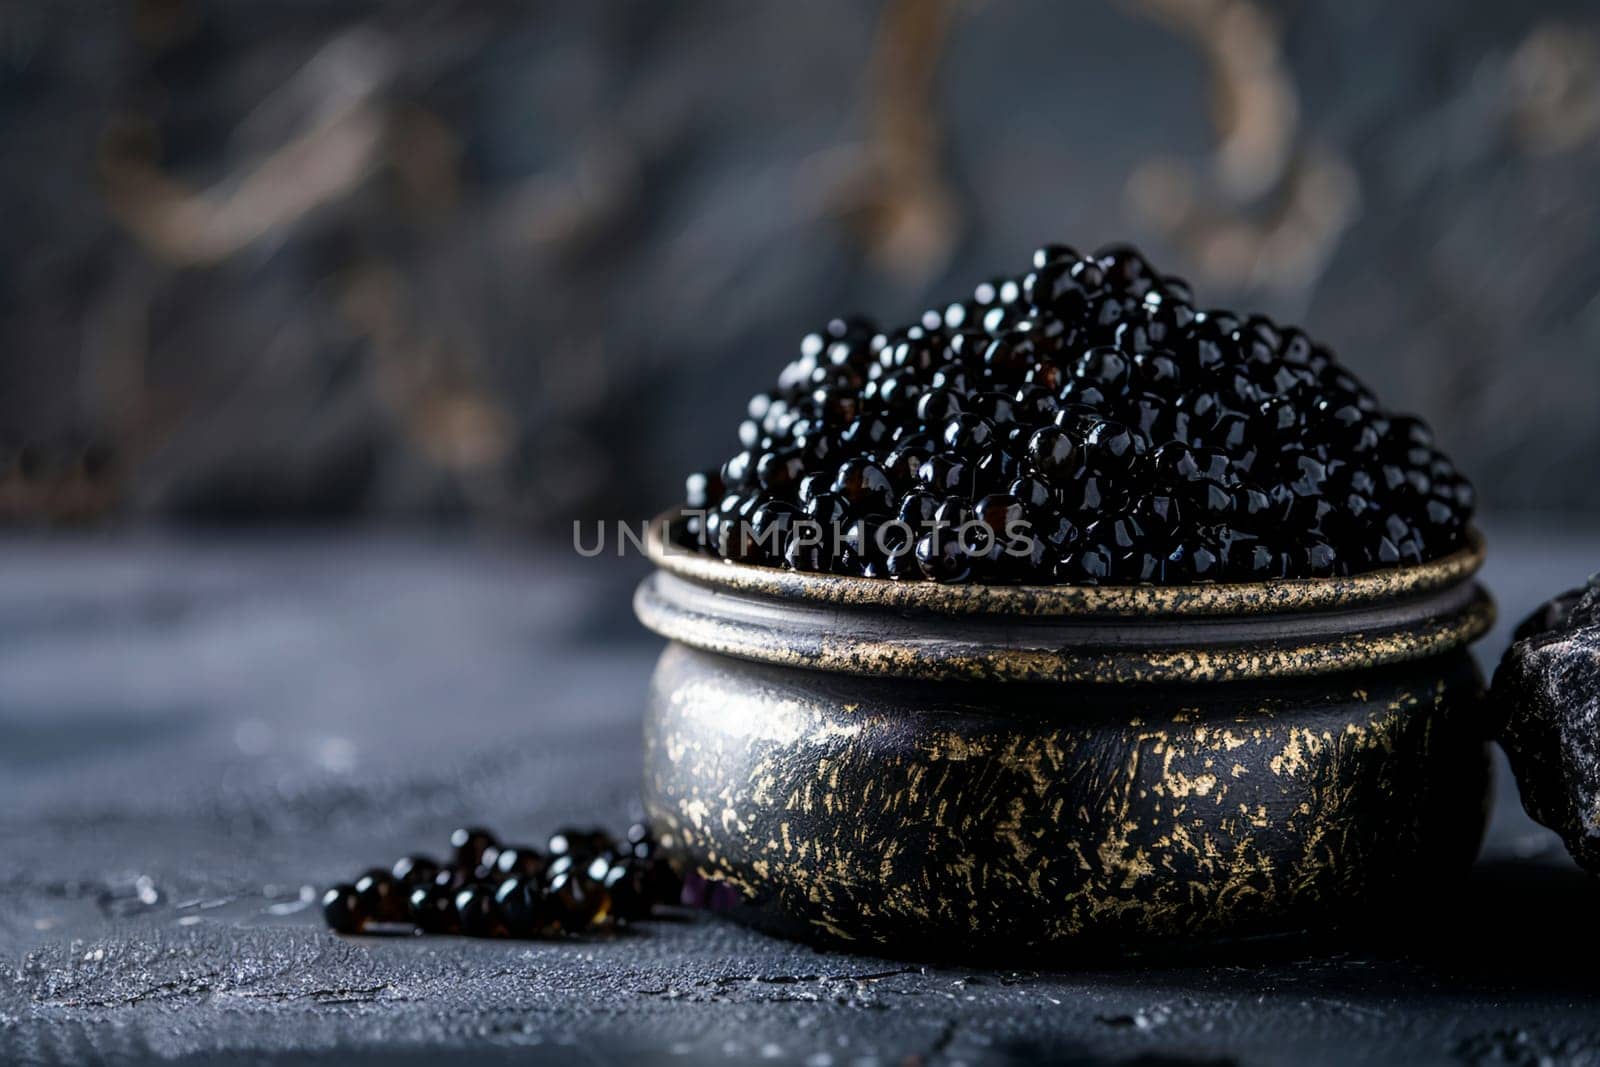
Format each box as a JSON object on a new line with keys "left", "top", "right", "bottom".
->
{"left": 322, "top": 823, "right": 683, "bottom": 940}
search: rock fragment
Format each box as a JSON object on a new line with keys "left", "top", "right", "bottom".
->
{"left": 1494, "top": 575, "right": 1600, "bottom": 872}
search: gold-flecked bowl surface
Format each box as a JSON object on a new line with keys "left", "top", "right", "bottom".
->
{"left": 635, "top": 514, "right": 1495, "bottom": 958}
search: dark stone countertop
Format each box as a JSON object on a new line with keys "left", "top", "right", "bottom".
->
{"left": 1, "top": 520, "right": 1596, "bottom": 1066}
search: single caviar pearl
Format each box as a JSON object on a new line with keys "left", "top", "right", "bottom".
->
{"left": 896, "top": 489, "right": 939, "bottom": 530}
{"left": 1133, "top": 492, "right": 1183, "bottom": 538}
{"left": 548, "top": 870, "right": 610, "bottom": 931}
{"left": 944, "top": 300, "right": 976, "bottom": 330}
{"left": 803, "top": 491, "right": 850, "bottom": 531}
{"left": 1032, "top": 242, "right": 1080, "bottom": 270}
{"left": 408, "top": 883, "right": 461, "bottom": 934}
{"left": 879, "top": 443, "right": 928, "bottom": 490}
{"left": 1012, "top": 385, "right": 1060, "bottom": 423}
{"left": 354, "top": 868, "right": 409, "bottom": 923}
{"left": 831, "top": 457, "right": 895, "bottom": 513}
{"left": 599, "top": 859, "right": 655, "bottom": 921}
{"left": 493, "top": 846, "right": 548, "bottom": 881}
{"left": 755, "top": 448, "right": 805, "bottom": 492}
{"left": 545, "top": 854, "right": 578, "bottom": 884}
{"left": 684, "top": 469, "right": 722, "bottom": 510}
{"left": 747, "top": 501, "right": 799, "bottom": 566}
{"left": 940, "top": 413, "right": 996, "bottom": 456}
{"left": 1009, "top": 475, "right": 1052, "bottom": 514}
{"left": 1068, "top": 544, "right": 1115, "bottom": 583}
{"left": 493, "top": 876, "right": 547, "bottom": 937}
{"left": 916, "top": 533, "right": 972, "bottom": 583}
{"left": 983, "top": 332, "right": 1037, "bottom": 378}
{"left": 1084, "top": 419, "right": 1143, "bottom": 468}
{"left": 917, "top": 452, "right": 972, "bottom": 496}
{"left": 1130, "top": 550, "right": 1164, "bottom": 583}
{"left": 973, "top": 448, "right": 1018, "bottom": 494}
{"left": 1025, "top": 261, "right": 1089, "bottom": 317}
{"left": 455, "top": 884, "right": 503, "bottom": 938}
{"left": 321, "top": 883, "right": 366, "bottom": 934}
{"left": 1027, "top": 426, "right": 1077, "bottom": 478}
{"left": 392, "top": 855, "right": 442, "bottom": 888}
{"left": 973, "top": 493, "right": 1026, "bottom": 543}
{"left": 1304, "top": 538, "right": 1338, "bottom": 577}
{"left": 645, "top": 855, "right": 684, "bottom": 906}
{"left": 784, "top": 528, "right": 828, "bottom": 572}
{"left": 915, "top": 387, "right": 963, "bottom": 426}
{"left": 450, "top": 827, "right": 499, "bottom": 872}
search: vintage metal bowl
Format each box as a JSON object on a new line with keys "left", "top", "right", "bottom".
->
{"left": 634, "top": 514, "right": 1495, "bottom": 958}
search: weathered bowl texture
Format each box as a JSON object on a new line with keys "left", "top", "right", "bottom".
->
{"left": 635, "top": 515, "right": 1494, "bottom": 957}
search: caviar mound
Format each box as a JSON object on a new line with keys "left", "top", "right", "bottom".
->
{"left": 679, "top": 243, "right": 1474, "bottom": 585}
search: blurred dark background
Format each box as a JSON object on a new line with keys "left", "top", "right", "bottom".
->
{"left": 3, "top": 0, "right": 1599, "bottom": 533}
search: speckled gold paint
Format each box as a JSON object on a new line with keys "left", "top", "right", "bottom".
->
{"left": 646, "top": 512, "right": 1485, "bottom": 619}
{"left": 635, "top": 520, "right": 1494, "bottom": 955}
{"left": 641, "top": 643, "right": 1490, "bottom": 954}
{"left": 636, "top": 574, "right": 1494, "bottom": 684}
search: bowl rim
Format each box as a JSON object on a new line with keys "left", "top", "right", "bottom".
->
{"left": 645, "top": 511, "right": 1485, "bottom": 619}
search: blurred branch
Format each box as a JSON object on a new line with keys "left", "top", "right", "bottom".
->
{"left": 820, "top": 0, "right": 961, "bottom": 284}
{"left": 0, "top": 444, "right": 119, "bottom": 526}
{"left": 1121, "top": 0, "right": 1359, "bottom": 293}
{"left": 93, "top": 21, "right": 517, "bottom": 514}
{"left": 100, "top": 105, "right": 383, "bottom": 266}
{"left": 337, "top": 261, "right": 514, "bottom": 491}
{"left": 1506, "top": 22, "right": 1600, "bottom": 155}
{"left": 99, "top": 31, "right": 390, "bottom": 266}
{"left": 1133, "top": 0, "right": 1296, "bottom": 201}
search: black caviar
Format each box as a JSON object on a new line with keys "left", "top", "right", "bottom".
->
{"left": 679, "top": 244, "right": 1474, "bottom": 584}
{"left": 320, "top": 824, "right": 683, "bottom": 939}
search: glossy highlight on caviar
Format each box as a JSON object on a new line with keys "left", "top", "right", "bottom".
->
{"left": 680, "top": 243, "right": 1474, "bottom": 584}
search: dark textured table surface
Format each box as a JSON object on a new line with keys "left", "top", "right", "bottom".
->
{"left": 2, "top": 519, "right": 1597, "bottom": 1066}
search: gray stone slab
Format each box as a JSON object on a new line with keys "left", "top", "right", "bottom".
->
{"left": 1, "top": 521, "right": 1597, "bottom": 1065}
